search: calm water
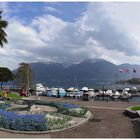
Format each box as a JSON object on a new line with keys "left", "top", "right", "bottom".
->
{"left": 130, "top": 97, "right": 140, "bottom": 102}
{"left": 46, "top": 90, "right": 140, "bottom": 102}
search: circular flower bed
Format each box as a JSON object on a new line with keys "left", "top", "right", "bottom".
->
{"left": 0, "top": 100, "right": 91, "bottom": 132}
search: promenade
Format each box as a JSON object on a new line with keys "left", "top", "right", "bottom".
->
{"left": 0, "top": 97, "right": 139, "bottom": 138}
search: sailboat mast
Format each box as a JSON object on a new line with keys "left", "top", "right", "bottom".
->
{"left": 75, "top": 76, "right": 78, "bottom": 89}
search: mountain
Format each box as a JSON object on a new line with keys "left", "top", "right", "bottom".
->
{"left": 13, "top": 59, "right": 140, "bottom": 88}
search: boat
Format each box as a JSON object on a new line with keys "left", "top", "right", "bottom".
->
{"left": 112, "top": 91, "right": 120, "bottom": 99}
{"left": 105, "top": 90, "right": 113, "bottom": 96}
{"left": 85, "top": 91, "right": 96, "bottom": 98}
{"left": 131, "top": 87, "right": 137, "bottom": 93}
{"left": 73, "top": 88, "right": 78, "bottom": 92}
{"left": 51, "top": 88, "right": 58, "bottom": 97}
{"left": 66, "top": 87, "right": 75, "bottom": 92}
{"left": 35, "top": 83, "right": 46, "bottom": 95}
{"left": 88, "top": 88, "right": 94, "bottom": 91}
{"left": 58, "top": 88, "right": 66, "bottom": 97}
{"left": 81, "top": 87, "right": 88, "bottom": 92}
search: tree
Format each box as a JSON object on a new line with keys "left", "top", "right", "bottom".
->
{"left": 14, "top": 63, "right": 34, "bottom": 89}
{"left": 0, "top": 10, "right": 8, "bottom": 47}
{"left": 0, "top": 67, "right": 14, "bottom": 89}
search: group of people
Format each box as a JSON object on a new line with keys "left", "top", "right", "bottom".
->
{"left": 20, "top": 86, "right": 28, "bottom": 96}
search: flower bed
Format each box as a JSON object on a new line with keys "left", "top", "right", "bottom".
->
{"left": 0, "top": 103, "right": 11, "bottom": 110}
{"left": 36, "top": 100, "right": 88, "bottom": 117}
{"left": 46, "top": 113, "right": 74, "bottom": 130}
{"left": 0, "top": 100, "right": 90, "bottom": 132}
{"left": 0, "top": 110, "right": 47, "bottom": 131}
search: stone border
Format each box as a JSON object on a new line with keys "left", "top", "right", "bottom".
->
{"left": 124, "top": 106, "right": 140, "bottom": 119}
{"left": 0, "top": 111, "right": 93, "bottom": 134}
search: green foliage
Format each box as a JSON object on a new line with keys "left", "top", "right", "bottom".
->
{"left": 0, "top": 67, "right": 14, "bottom": 89}
{"left": 130, "top": 106, "right": 140, "bottom": 111}
{"left": 35, "top": 100, "right": 58, "bottom": 107}
{"left": 57, "top": 106, "right": 88, "bottom": 117}
{"left": 0, "top": 91, "right": 21, "bottom": 100}
{"left": 14, "top": 63, "right": 34, "bottom": 88}
{"left": 0, "top": 10, "right": 8, "bottom": 47}
{"left": 0, "top": 103, "right": 11, "bottom": 110}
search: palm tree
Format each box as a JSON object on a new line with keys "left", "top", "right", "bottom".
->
{"left": 0, "top": 10, "right": 8, "bottom": 47}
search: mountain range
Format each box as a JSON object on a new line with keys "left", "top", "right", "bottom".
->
{"left": 16, "top": 59, "right": 140, "bottom": 88}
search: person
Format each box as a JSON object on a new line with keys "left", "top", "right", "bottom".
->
{"left": 20, "top": 86, "right": 28, "bottom": 96}
{"left": 2, "top": 88, "right": 9, "bottom": 100}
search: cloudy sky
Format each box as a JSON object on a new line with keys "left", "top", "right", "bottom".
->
{"left": 1, "top": 2, "right": 140, "bottom": 70}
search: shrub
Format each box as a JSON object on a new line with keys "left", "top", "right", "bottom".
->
{"left": 57, "top": 102, "right": 81, "bottom": 109}
{"left": 0, "top": 103, "right": 11, "bottom": 110}
{"left": 36, "top": 100, "right": 58, "bottom": 107}
{"left": 36, "top": 100, "right": 81, "bottom": 109}
{"left": 57, "top": 106, "right": 88, "bottom": 117}
{"left": 0, "top": 91, "right": 21, "bottom": 100}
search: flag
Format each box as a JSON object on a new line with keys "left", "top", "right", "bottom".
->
{"left": 125, "top": 67, "right": 129, "bottom": 73}
{"left": 133, "top": 68, "right": 136, "bottom": 73}
{"left": 119, "top": 69, "right": 123, "bottom": 73}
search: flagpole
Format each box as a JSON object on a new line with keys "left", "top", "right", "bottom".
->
{"left": 115, "top": 73, "right": 118, "bottom": 91}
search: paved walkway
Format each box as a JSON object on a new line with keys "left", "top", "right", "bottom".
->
{"left": 52, "top": 108, "right": 135, "bottom": 138}
{"left": 0, "top": 97, "right": 139, "bottom": 138}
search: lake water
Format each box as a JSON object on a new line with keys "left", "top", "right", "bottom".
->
{"left": 46, "top": 90, "right": 140, "bottom": 102}
{"left": 130, "top": 96, "right": 140, "bottom": 102}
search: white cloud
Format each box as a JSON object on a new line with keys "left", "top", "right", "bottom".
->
{"left": 1, "top": 2, "right": 140, "bottom": 70}
{"left": 44, "top": 6, "right": 61, "bottom": 13}
{"left": 32, "top": 15, "right": 67, "bottom": 42}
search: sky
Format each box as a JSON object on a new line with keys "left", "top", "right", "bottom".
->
{"left": 1, "top": 2, "right": 140, "bottom": 70}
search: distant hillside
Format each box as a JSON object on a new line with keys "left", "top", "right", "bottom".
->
{"left": 13, "top": 59, "right": 140, "bottom": 88}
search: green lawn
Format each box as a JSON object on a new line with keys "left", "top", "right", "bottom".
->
{"left": 130, "top": 106, "right": 140, "bottom": 111}
{"left": 0, "top": 91, "right": 22, "bottom": 99}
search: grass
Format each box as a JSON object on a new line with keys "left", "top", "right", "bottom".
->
{"left": 130, "top": 106, "right": 140, "bottom": 111}
{"left": 0, "top": 91, "right": 22, "bottom": 100}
